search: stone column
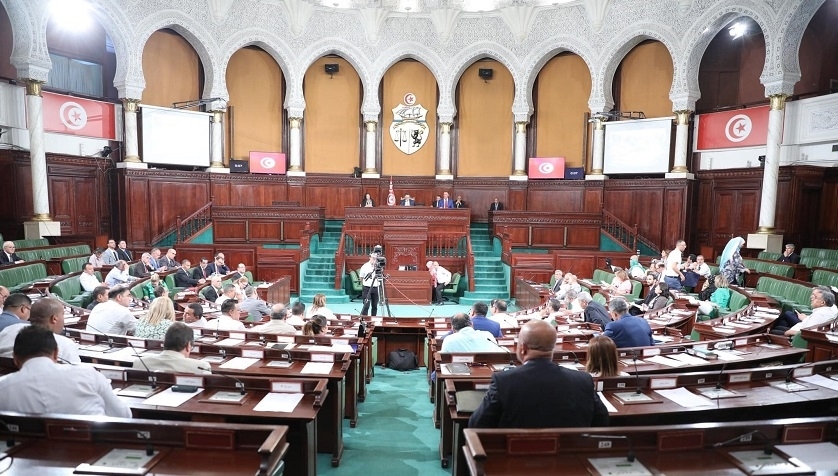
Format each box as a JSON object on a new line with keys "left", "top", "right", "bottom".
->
{"left": 667, "top": 110, "right": 693, "bottom": 178}
{"left": 362, "top": 120, "right": 379, "bottom": 178}
{"left": 510, "top": 121, "right": 527, "bottom": 181}
{"left": 747, "top": 94, "right": 787, "bottom": 254}
{"left": 120, "top": 98, "right": 146, "bottom": 168}
{"left": 436, "top": 122, "right": 453, "bottom": 180}
{"left": 206, "top": 110, "right": 227, "bottom": 172}
{"left": 22, "top": 79, "right": 60, "bottom": 238}
{"left": 587, "top": 118, "right": 607, "bottom": 180}
{"left": 287, "top": 117, "right": 304, "bottom": 176}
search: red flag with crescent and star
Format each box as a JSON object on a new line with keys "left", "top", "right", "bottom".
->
{"left": 695, "top": 105, "right": 770, "bottom": 151}
{"left": 387, "top": 177, "right": 396, "bottom": 206}
{"left": 42, "top": 91, "right": 116, "bottom": 140}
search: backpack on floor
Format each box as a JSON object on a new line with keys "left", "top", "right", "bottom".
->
{"left": 388, "top": 348, "right": 419, "bottom": 371}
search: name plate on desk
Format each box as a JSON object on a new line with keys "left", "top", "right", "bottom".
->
{"left": 99, "top": 368, "right": 125, "bottom": 382}
{"left": 729, "top": 373, "right": 752, "bottom": 383}
{"left": 650, "top": 377, "right": 677, "bottom": 390}
{"left": 311, "top": 353, "right": 334, "bottom": 363}
{"left": 229, "top": 332, "right": 246, "bottom": 340}
{"left": 79, "top": 332, "right": 95, "bottom": 342}
{"left": 127, "top": 338, "right": 146, "bottom": 349}
{"left": 175, "top": 376, "right": 204, "bottom": 387}
{"left": 793, "top": 366, "right": 814, "bottom": 378}
{"left": 735, "top": 338, "right": 748, "bottom": 347}
{"left": 452, "top": 355, "right": 475, "bottom": 363}
{"left": 642, "top": 348, "right": 661, "bottom": 357}
{"left": 241, "top": 349, "right": 264, "bottom": 359}
{"left": 272, "top": 381, "right": 303, "bottom": 393}
{"left": 333, "top": 339, "right": 350, "bottom": 346}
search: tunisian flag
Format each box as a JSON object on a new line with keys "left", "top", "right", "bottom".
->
{"left": 695, "top": 105, "right": 770, "bottom": 151}
{"left": 249, "top": 151, "right": 286, "bottom": 174}
{"left": 387, "top": 177, "right": 396, "bottom": 206}
{"left": 528, "top": 157, "right": 565, "bottom": 179}
{"left": 41, "top": 92, "right": 117, "bottom": 139}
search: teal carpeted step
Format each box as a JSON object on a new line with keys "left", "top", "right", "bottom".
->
{"left": 300, "top": 220, "right": 349, "bottom": 302}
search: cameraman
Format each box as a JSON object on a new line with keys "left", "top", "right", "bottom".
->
{"left": 360, "top": 253, "right": 380, "bottom": 316}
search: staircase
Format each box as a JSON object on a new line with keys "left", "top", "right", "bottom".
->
{"left": 459, "top": 224, "right": 509, "bottom": 306}
{"left": 298, "top": 221, "right": 350, "bottom": 304}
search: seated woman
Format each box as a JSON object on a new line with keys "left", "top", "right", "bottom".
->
{"left": 585, "top": 335, "right": 627, "bottom": 377}
{"left": 303, "top": 315, "right": 329, "bottom": 336}
{"left": 698, "top": 274, "right": 732, "bottom": 316}
{"left": 606, "top": 269, "right": 632, "bottom": 296}
{"left": 631, "top": 281, "right": 671, "bottom": 315}
{"left": 360, "top": 193, "right": 375, "bottom": 207}
{"left": 142, "top": 273, "right": 168, "bottom": 301}
{"left": 305, "top": 293, "right": 336, "bottom": 321}
{"left": 135, "top": 296, "right": 175, "bottom": 340}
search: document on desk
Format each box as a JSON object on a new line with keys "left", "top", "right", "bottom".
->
{"left": 142, "top": 387, "right": 201, "bottom": 407}
{"left": 655, "top": 387, "right": 714, "bottom": 408}
{"left": 219, "top": 357, "right": 260, "bottom": 370}
{"left": 587, "top": 457, "right": 652, "bottom": 476}
{"left": 667, "top": 353, "right": 710, "bottom": 366}
{"left": 714, "top": 350, "right": 744, "bottom": 361}
{"left": 308, "top": 344, "right": 355, "bottom": 353}
{"left": 87, "top": 448, "right": 157, "bottom": 469}
{"left": 253, "top": 392, "right": 304, "bottom": 413}
{"left": 774, "top": 442, "right": 838, "bottom": 471}
{"left": 214, "top": 338, "right": 245, "bottom": 347}
{"left": 712, "top": 326, "right": 737, "bottom": 334}
{"left": 798, "top": 374, "right": 838, "bottom": 392}
{"left": 645, "top": 355, "right": 687, "bottom": 367}
{"left": 597, "top": 392, "right": 618, "bottom": 413}
{"left": 300, "top": 362, "right": 334, "bottom": 374}
{"left": 727, "top": 450, "right": 800, "bottom": 473}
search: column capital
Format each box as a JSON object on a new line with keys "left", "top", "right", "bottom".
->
{"left": 439, "top": 122, "right": 452, "bottom": 133}
{"left": 365, "top": 121, "right": 377, "bottom": 132}
{"left": 22, "top": 79, "right": 44, "bottom": 97}
{"left": 673, "top": 110, "right": 693, "bottom": 125}
{"left": 515, "top": 122, "right": 528, "bottom": 133}
{"left": 210, "top": 110, "right": 225, "bottom": 123}
{"left": 289, "top": 117, "right": 302, "bottom": 129}
{"left": 122, "top": 98, "right": 140, "bottom": 112}
{"left": 592, "top": 119, "right": 605, "bottom": 131}
{"left": 769, "top": 94, "right": 788, "bottom": 111}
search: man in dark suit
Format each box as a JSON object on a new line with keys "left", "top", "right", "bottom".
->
{"left": 174, "top": 259, "right": 205, "bottom": 288}
{"left": 469, "top": 320, "right": 608, "bottom": 429}
{"left": 0, "top": 242, "right": 23, "bottom": 266}
{"left": 399, "top": 194, "right": 416, "bottom": 206}
{"left": 206, "top": 253, "right": 230, "bottom": 275}
{"left": 489, "top": 197, "right": 504, "bottom": 211}
{"left": 159, "top": 248, "right": 180, "bottom": 269}
{"left": 192, "top": 258, "right": 211, "bottom": 280}
{"left": 603, "top": 297, "right": 655, "bottom": 348}
{"left": 778, "top": 243, "right": 801, "bottom": 264}
{"left": 454, "top": 195, "right": 466, "bottom": 208}
{"left": 578, "top": 292, "right": 612, "bottom": 328}
{"left": 130, "top": 253, "right": 154, "bottom": 278}
{"left": 115, "top": 240, "right": 133, "bottom": 262}
{"left": 436, "top": 191, "right": 454, "bottom": 209}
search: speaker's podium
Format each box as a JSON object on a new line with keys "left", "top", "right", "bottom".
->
{"left": 382, "top": 220, "right": 432, "bottom": 304}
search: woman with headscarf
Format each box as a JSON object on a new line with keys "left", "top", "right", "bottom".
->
{"left": 719, "top": 237, "right": 750, "bottom": 286}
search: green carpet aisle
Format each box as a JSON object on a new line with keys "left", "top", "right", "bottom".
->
{"left": 317, "top": 366, "right": 450, "bottom": 475}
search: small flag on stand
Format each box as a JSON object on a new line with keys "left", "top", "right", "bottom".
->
{"left": 387, "top": 177, "right": 396, "bottom": 206}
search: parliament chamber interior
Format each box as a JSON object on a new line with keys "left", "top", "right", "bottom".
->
{"left": 2, "top": 0, "right": 838, "bottom": 474}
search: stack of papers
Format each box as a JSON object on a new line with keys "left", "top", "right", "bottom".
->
{"left": 655, "top": 387, "right": 713, "bottom": 408}
{"left": 219, "top": 357, "right": 259, "bottom": 370}
{"left": 300, "top": 362, "right": 334, "bottom": 374}
{"left": 253, "top": 393, "right": 304, "bottom": 413}
{"left": 142, "top": 387, "right": 201, "bottom": 407}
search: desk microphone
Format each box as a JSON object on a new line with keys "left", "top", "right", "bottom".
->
{"left": 785, "top": 361, "right": 816, "bottom": 384}
{"left": 712, "top": 429, "right": 772, "bottom": 455}
{"left": 581, "top": 433, "right": 635, "bottom": 462}
{"left": 715, "top": 361, "right": 728, "bottom": 390}
{"left": 486, "top": 338, "right": 515, "bottom": 367}
{"left": 631, "top": 350, "right": 642, "bottom": 395}
{"left": 216, "top": 372, "right": 247, "bottom": 395}
{"left": 0, "top": 418, "right": 16, "bottom": 448}
{"left": 127, "top": 340, "right": 157, "bottom": 389}
{"left": 85, "top": 323, "right": 114, "bottom": 348}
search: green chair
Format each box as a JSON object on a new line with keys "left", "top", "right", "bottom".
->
{"left": 348, "top": 270, "right": 363, "bottom": 301}
{"left": 592, "top": 293, "right": 607, "bottom": 305}
{"left": 442, "top": 273, "right": 462, "bottom": 303}
{"left": 164, "top": 274, "right": 186, "bottom": 299}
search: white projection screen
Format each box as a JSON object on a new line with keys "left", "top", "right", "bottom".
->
{"left": 140, "top": 105, "right": 211, "bottom": 167}
{"left": 603, "top": 117, "right": 674, "bottom": 174}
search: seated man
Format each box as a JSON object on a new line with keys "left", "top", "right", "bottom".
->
{"left": 239, "top": 286, "right": 271, "bottom": 322}
{"left": 159, "top": 248, "right": 179, "bottom": 270}
{"left": 436, "top": 191, "right": 454, "bottom": 209}
{"left": 105, "top": 260, "right": 133, "bottom": 287}
{"left": 192, "top": 257, "right": 211, "bottom": 280}
{"left": 0, "top": 241, "right": 24, "bottom": 266}
{"left": 771, "top": 286, "right": 837, "bottom": 337}
{"left": 488, "top": 299, "right": 517, "bottom": 329}
{"left": 286, "top": 301, "right": 306, "bottom": 326}
{"left": 489, "top": 197, "right": 503, "bottom": 211}
{"left": 470, "top": 301, "right": 502, "bottom": 338}
{"left": 86, "top": 286, "right": 138, "bottom": 335}
{"left": 603, "top": 297, "right": 655, "bottom": 348}
{"left": 174, "top": 259, "right": 205, "bottom": 288}
{"left": 578, "top": 292, "right": 611, "bottom": 329}
{"left": 183, "top": 302, "right": 207, "bottom": 328}
{"left": 468, "top": 320, "right": 608, "bottom": 428}
{"left": 79, "top": 262, "right": 107, "bottom": 292}
{"left": 88, "top": 248, "right": 105, "bottom": 268}
{"left": 556, "top": 273, "right": 582, "bottom": 300}
{"left": 693, "top": 254, "right": 712, "bottom": 279}
{"left": 102, "top": 239, "right": 119, "bottom": 265}
{"left": 87, "top": 286, "right": 109, "bottom": 311}
{"left": 454, "top": 195, "right": 466, "bottom": 209}
{"left": 132, "top": 322, "right": 211, "bottom": 375}
{"left": 206, "top": 252, "right": 230, "bottom": 276}
{"left": 215, "top": 283, "right": 237, "bottom": 305}
{"left": 206, "top": 299, "right": 246, "bottom": 331}
{"left": 115, "top": 240, "right": 133, "bottom": 262}
{"left": 400, "top": 194, "right": 416, "bottom": 206}
{"left": 0, "top": 297, "right": 80, "bottom": 363}
{"left": 0, "top": 293, "right": 31, "bottom": 332}
{"left": 231, "top": 263, "right": 249, "bottom": 281}
{"left": 778, "top": 243, "right": 801, "bottom": 264}
{"left": 0, "top": 326, "right": 132, "bottom": 417}
{"left": 203, "top": 275, "right": 224, "bottom": 302}
{"left": 550, "top": 269, "right": 564, "bottom": 293}
{"left": 130, "top": 253, "right": 155, "bottom": 278}
{"left": 251, "top": 304, "right": 296, "bottom": 335}
{"left": 440, "top": 313, "right": 503, "bottom": 352}
{"left": 426, "top": 260, "right": 451, "bottom": 305}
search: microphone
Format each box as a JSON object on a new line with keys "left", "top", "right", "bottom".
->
{"left": 715, "top": 361, "right": 727, "bottom": 390}
{"left": 632, "top": 350, "right": 642, "bottom": 394}
{"left": 217, "top": 372, "right": 246, "bottom": 395}
{"left": 85, "top": 323, "right": 114, "bottom": 348}
{"left": 712, "top": 430, "right": 772, "bottom": 455}
{"left": 127, "top": 340, "right": 157, "bottom": 389}
{"left": 581, "top": 434, "right": 635, "bottom": 462}
{"left": 486, "top": 338, "right": 515, "bottom": 367}
{"left": 0, "top": 418, "right": 16, "bottom": 448}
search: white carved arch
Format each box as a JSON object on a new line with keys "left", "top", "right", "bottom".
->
{"left": 766, "top": 0, "right": 826, "bottom": 95}
{"left": 521, "top": 36, "right": 598, "bottom": 119}
{"left": 218, "top": 30, "right": 297, "bottom": 111}
{"left": 135, "top": 11, "right": 223, "bottom": 103}
{"left": 1, "top": 0, "right": 50, "bottom": 81}
{"left": 590, "top": 23, "right": 681, "bottom": 113}
{"left": 369, "top": 42, "right": 447, "bottom": 121}
{"left": 296, "top": 38, "right": 373, "bottom": 119}
{"left": 444, "top": 42, "right": 522, "bottom": 122}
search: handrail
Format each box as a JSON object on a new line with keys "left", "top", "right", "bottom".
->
{"left": 334, "top": 224, "right": 346, "bottom": 290}
{"left": 497, "top": 226, "right": 512, "bottom": 264}
{"left": 466, "top": 235, "right": 475, "bottom": 292}
{"left": 150, "top": 201, "right": 213, "bottom": 246}
{"left": 600, "top": 208, "right": 637, "bottom": 252}
{"left": 299, "top": 222, "right": 314, "bottom": 263}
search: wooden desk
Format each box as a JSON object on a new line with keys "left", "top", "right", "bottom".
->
{"left": 256, "top": 275, "right": 291, "bottom": 305}
{"left": 0, "top": 411, "right": 288, "bottom": 476}
{"left": 383, "top": 270, "right": 432, "bottom": 304}
{"left": 513, "top": 277, "right": 552, "bottom": 309}
{"left": 801, "top": 320, "right": 838, "bottom": 362}
{"left": 693, "top": 304, "right": 781, "bottom": 340}
{"left": 462, "top": 416, "right": 838, "bottom": 476}
{"left": 372, "top": 317, "right": 429, "bottom": 367}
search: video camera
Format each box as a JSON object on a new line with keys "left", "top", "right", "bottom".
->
{"left": 372, "top": 245, "right": 386, "bottom": 277}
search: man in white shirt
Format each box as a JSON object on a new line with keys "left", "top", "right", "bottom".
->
{"left": 251, "top": 304, "right": 296, "bottom": 335}
{"left": 286, "top": 301, "right": 306, "bottom": 327}
{"left": 206, "top": 299, "right": 246, "bottom": 331}
{"left": 427, "top": 261, "right": 451, "bottom": 305}
{"left": 555, "top": 273, "right": 582, "bottom": 300}
{"left": 0, "top": 297, "right": 80, "bottom": 363}
{"left": 132, "top": 322, "right": 210, "bottom": 375}
{"left": 102, "top": 239, "right": 119, "bottom": 265}
{"left": 488, "top": 299, "right": 518, "bottom": 329}
{"left": 215, "top": 283, "right": 237, "bottom": 306}
{"left": 105, "top": 260, "right": 133, "bottom": 287}
{"left": 440, "top": 314, "right": 505, "bottom": 353}
{"left": 183, "top": 303, "right": 208, "bottom": 328}
{"left": 663, "top": 239, "right": 687, "bottom": 291}
{"left": 359, "top": 254, "right": 380, "bottom": 316}
{"left": 774, "top": 287, "right": 838, "bottom": 337}
{"left": 0, "top": 326, "right": 131, "bottom": 417}
{"left": 693, "top": 255, "right": 712, "bottom": 279}
{"left": 79, "top": 263, "right": 107, "bottom": 292}
{"left": 86, "top": 286, "right": 138, "bottom": 335}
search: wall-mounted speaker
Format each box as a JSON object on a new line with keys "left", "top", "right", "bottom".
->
{"left": 325, "top": 64, "right": 340, "bottom": 74}
{"left": 478, "top": 68, "right": 494, "bottom": 80}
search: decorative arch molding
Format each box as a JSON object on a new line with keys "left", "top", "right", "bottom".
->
{"left": 521, "top": 37, "right": 598, "bottom": 118}
{"left": 218, "top": 30, "right": 296, "bottom": 111}
{"left": 444, "top": 42, "right": 522, "bottom": 122}
{"left": 296, "top": 38, "right": 373, "bottom": 119}
{"left": 2, "top": 0, "right": 50, "bottom": 81}
{"left": 135, "top": 11, "right": 224, "bottom": 104}
{"left": 370, "top": 42, "right": 446, "bottom": 100}
{"left": 765, "top": 0, "right": 826, "bottom": 96}
{"left": 590, "top": 23, "right": 681, "bottom": 114}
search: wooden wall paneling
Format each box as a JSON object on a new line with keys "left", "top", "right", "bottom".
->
{"left": 661, "top": 186, "right": 687, "bottom": 249}
{"left": 213, "top": 221, "right": 249, "bottom": 242}
{"left": 452, "top": 179, "right": 509, "bottom": 223}
{"left": 583, "top": 185, "right": 603, "bottom": 213}
{"left": 565, "top": 226, "right": 601, "bottom": 249}
{"left": 248, "top": 221, "right": 282, "bottom": 242}
{"left": 0, "top": 152, "right": 19, "bottom": 239}
{"left": 124, "top": 175, "right": 150, "bottom": 246}
{"left": 14, "top": 162, "right": 32, "bottom": 224}
{"left": 72, "top": 177, "right": 97, "bottom": 235}
{"left": 508, "top": 182, "right": 528, "bottom": 215}
{"left": 286, "top": 177, "right": 306, "bottom": 207}
{"left": 50, "top": 177, "right": 74, "bottom": 235}
{"left": 227, "top": 180, "right": 287, "bottom": 207}
{"left": 818, "top": 169, "right": 838, "bottom": 248}
{"left": 530, "top": 226, "right": 567, "bottom": 248}
{"left": 256, "top": 249, "right": 301, "bottom": 292}
{"left": 210, "top": 178, "right": 232, "bottom": 206}
{"left": 171, "top": 245, "right": 217, "bottom": 270}
{"left": 526, "top": 188, "right": 586, "bottom": 212}
{"left": 221, "top": 247, "right": 257, "bottom": 272}
{"left": 305, "top": 180, "right": 362, "bottom": 219}
{"left": 509, "top": 254, "right": 555, "bottom": 295}
{"left": 147, "top": 176, "right": 211, "bottom": 240}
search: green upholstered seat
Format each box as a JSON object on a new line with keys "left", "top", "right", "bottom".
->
{"left": 442, "top": 273, "right": 462, "bottom": 303}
